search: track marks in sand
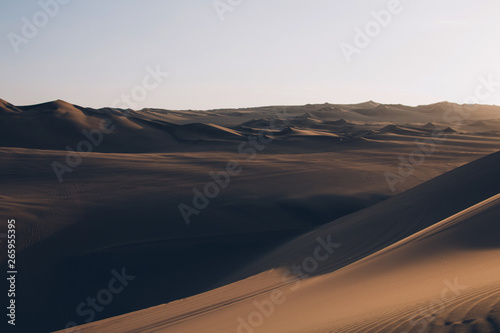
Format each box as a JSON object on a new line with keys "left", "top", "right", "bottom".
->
{"left": 331, "top": 283, "right": 500, "bottom": 333}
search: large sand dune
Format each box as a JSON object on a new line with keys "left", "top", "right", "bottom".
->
{"left": 61, "top": 150, "right": 500, "bottom": 333}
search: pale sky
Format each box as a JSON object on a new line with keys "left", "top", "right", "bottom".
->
{"left": 1, "top": 0, "right": 499, "bottom": 110}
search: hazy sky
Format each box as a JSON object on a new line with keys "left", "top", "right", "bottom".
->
{"left": 1, "top": 0, "right": 499, "bottom": 110}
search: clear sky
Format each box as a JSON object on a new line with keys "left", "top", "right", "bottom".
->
{"left": 1, "top": 0, "right": 499, "bottom": 110}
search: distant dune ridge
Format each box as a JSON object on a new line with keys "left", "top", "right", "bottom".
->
{"left": 2, "top": 98, "right": 500, "bottom": 152}
{"left": 1, "top": 98, "right": 500, "bottom": 332}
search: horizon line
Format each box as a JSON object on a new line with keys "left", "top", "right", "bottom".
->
{"left": 2, "top": 97, "right": 500, "bottom": 112}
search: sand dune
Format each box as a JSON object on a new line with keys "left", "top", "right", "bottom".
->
{"left": 379, "top": 124, "right": 433, "bottom": 136}
{"left": 3, "top": 99, "right": 500, "bottom": 152}
{"left": 0, "top": 98, "right": 22, "bottom": 113}
{"left": 0, "top": 100, "right": 179, "bottom": 152}
{"left": 2, "top": 98, "right": 500, "bottom": 332}
{"left": 56, "top": 140, "right": 500, "bottom": 333}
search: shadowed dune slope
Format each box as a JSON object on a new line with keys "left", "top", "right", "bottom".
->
{"left": 0, "top": 100, "right": 178, "bottom": 152}
{"left": 61, "top": 150, "right": 500, "bottom": 333}
{"left": 229, "top": 149, "right": 500, "bottom": 280}
{"left": 0, "top": 100, "right": 251, "bottom": 152}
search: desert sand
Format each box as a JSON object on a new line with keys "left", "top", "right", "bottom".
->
{"left": 1, "top": 99, "right": 500, "bottom": 332}
{"left": 57, "top": 149, "right": 500, "bottom": 333}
